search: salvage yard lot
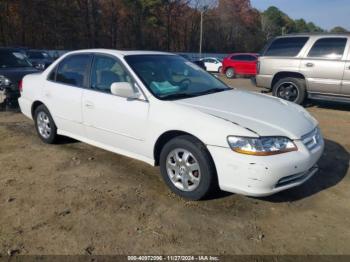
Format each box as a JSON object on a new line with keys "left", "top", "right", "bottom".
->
{"left": 0, "top": 78, "right": 349, "bottom": 255}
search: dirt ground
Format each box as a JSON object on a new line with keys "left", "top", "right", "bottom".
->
{"left": 0, "top": 78, "right": 349, "bottom": 256}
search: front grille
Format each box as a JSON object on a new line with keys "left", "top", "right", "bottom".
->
{"left": 301, "top": 127, "right": 323, "bottom": 151}
{"left": 275, "top": 166, "right": 318, "bottom": 188}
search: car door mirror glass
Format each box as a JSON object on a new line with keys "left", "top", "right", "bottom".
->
{"left": 110, "top": 82, "right": 139, "bottom": 99}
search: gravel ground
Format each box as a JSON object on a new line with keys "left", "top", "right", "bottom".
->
{"left": 0, "top": 77, "right": 349, "bottom": 255}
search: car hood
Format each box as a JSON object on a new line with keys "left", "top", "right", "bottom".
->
{"left": 175, "top": 89, "right": 317, "bottom": 139}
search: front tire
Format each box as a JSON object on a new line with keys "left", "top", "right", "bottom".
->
{"left": 225, "top": 68, "right": 235, "bottom": 79}
{"left": 34, "top": 105, "right": 58, "bottom": 144}
{"left": 159, "top": 135, "right": 218, "bottom": 200}
{"left": 273, "top": 77, "right": 306, "bottom": 105}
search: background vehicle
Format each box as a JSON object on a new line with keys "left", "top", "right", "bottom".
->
{"left": 255, "top": 33, "right": 350, "bottom": 105}
{"left": 0, "top": 48, "right": 38, "bottom": 109}
{"left": 26, "top": 49, "right": 54, "bottom": 70}
{"left": 222, "top": 53, "right": 258, "bottom": 78}
{"left": 19, "top": 49, "right": 323, "bottom": 200}
{"left": 179, "top": 54, "right": 206, "bottom": 70}
{"left": 200, "top": 57, "right": 222, "bottom": 72}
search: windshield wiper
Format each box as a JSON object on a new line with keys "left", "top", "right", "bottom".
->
{"left": 160, "top": 92, "right": 195, "bottom": 100}
{"left": 193, "top": 88, "right": 231, "bottom": 97}
{"left": 160, "top": 88, "right": 230, "bottom": 100}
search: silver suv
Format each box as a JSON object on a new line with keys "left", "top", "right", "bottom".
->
{"left": 255, "top": 34, "right": 350, "bottom": 104}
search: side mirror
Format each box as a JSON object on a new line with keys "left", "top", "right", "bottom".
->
{"left": 110, "top": 82, "right": 140, "bottom": 99}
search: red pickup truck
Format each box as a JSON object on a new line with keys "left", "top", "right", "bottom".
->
{"left": 222, "top": 53, "right": 258, "bottom": 78}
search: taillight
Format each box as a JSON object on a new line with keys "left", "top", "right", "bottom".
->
{"left": 18, "top": 79, "right": 23, "bottom": 93}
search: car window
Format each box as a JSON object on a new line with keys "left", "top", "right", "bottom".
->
{"left": 232, "top": 55, "right": 256, "bottom": 61}
{"left": 264, "top": 37, "right": 309, "bottom": 57}
{"left": 307, "top": 38, "right": 347, "bottom": 59}
{"left": 56, "top": 54, "right": 91, "bottom": 87}
{"left": 27, "top": 51, "right": 47, "bottom": 59}
{"left": 48, "top": 67, "right": 57, "bottom": 81}
{"left": 125, "top": 55, "right": 229, "bottom": 100}
{"left": 91, "top": 55, "right": 132, "bottom": 93}
{"left": 0, "top": 50, "right": 32, "bottom": 68}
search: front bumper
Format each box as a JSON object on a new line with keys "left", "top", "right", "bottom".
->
{"left": 207, "top": 139, "right": 324, "bottom": 197}
{"left": 0, "top": 85, "right": 20, "bottom": 109}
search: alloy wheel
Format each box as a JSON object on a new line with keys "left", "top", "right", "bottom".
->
{"left": 166, "top": 148, "right": 201, "bottom": 192}
{"left": 37, "top": 111, "right": 51, "bottom": 139}
{"left": 276, "top": 82, "right": 299, "bottom": 102}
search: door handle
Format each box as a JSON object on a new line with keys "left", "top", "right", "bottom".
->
{"left": 84, "top": 101, "right": 94, "bottom": 109}
{"left": 306, "top": 63, "right": 314, "bottom": 67}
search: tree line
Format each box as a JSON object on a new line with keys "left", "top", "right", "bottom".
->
{"left": 0, "top": 0, "right": 348, "bottom": 53}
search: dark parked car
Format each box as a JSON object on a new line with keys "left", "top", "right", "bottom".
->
{"left": 179, "top": 54, "right": 206, "bottom": 70}
{"left": 0, "top": 48, "right": 38, "bottom": 109}
{"left": 26, "top": 49, "right": 54, "bottom": 70}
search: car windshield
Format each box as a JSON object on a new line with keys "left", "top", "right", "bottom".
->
{"left": 0, "top": 50, "right": 32, "bottom": 68}
{"left": 125, "top": 55, "right": 230, "bottom": 100}
{"left": 27, "top": 51, "right": 49, "bottom": 59}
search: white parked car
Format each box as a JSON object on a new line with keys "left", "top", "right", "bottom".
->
{"left": 200, "top": 57, "right": 222, "bottom": 72}
{"left": 19, "top": 49, "right": 324, "bottom": 200}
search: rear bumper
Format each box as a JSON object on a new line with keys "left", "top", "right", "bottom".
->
{"left": 256, "top": 74, "right": 273, "bottom": 89}
{"left": 18, "top": 96, "right": 33, "bottom": 119}
{"left": 207, "top": 139, "right": 324, "bottom": 197}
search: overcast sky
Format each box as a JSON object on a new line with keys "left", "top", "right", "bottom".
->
{"left": 250, "top": 0, "right": 349, "bottom": 30}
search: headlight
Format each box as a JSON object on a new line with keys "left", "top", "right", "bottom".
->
{"left": 227, "top": 136, "right": 297, "bottom": 156}
{"left": 0, "top": 75, "right": 11, "bottom": 88}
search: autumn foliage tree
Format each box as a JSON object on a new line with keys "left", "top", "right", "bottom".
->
{"left": 0, "top": 0, "right": 330, "bottom": 53}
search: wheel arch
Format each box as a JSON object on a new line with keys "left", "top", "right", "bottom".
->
{"left": 153, "top": 130, "right": 215, "bottom": 170}
{"left": 224, "top": 66, "right": 234, "bottom": 73}
{"left": 271, "top": 72, "right": 306, "bottom": 89}
{"left": 31, "top": 100, "right": 45, "bottom": 118}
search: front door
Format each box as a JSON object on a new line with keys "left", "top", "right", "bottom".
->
{"left": 82, "top": 54, "right": 149, "bottom": 157}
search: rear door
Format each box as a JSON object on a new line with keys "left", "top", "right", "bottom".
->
{"left": 44, "top": 54, "right": 92, "bottom": 135}
{"left": 300, "top": 37, "right": 347, "bottom": 95}
{"left": 203, "top": 58, "right": 215, "bottom": 72}
{"left": 231, "top": 55, "right": 257, "bottom": 75}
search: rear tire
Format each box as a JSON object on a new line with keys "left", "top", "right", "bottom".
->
{"left": 34, "top": 105, "right": 58, "bottom": 144}
{"left": 272, "top": 77, "right": 306, "bottom": 105}
{"left": 225, "top": 68, "right": 235, "bottom": 79}
{"left": 218, "top": 66, "right": 222, "bottom": 74}
{"left": 159, "top": 135, "right": 218, "bottom": 200}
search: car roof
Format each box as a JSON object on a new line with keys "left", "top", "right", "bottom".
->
{"left": 27, "top": 49, "right": 48, "bottom": 52}
{"left": 227, "top": 53, "right": 258, "bottom": 56}
{"left": 201, "top": 57, "right": 219, "bottom": 59}
{"left": 65, "top": 49, "right": 174, "bottom": 57}
{"left": 276, "top": 33, "right": 350, "bottom": 38}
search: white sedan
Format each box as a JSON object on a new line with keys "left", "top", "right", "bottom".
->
{"left": 200, "top": 57, "right": 222, "bottom": 72}
{"left": 18, "top": 49, "right": 324, "bottom": 200}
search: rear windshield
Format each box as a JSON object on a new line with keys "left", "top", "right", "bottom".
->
{"left": 0, "top": 50, "right": 32, "bottom": 68}
{"left": 264, "top": 37, "right": 309, "bottom": 57}
{"left": 27, "top": 51, "right": 50, "bottom": 59}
